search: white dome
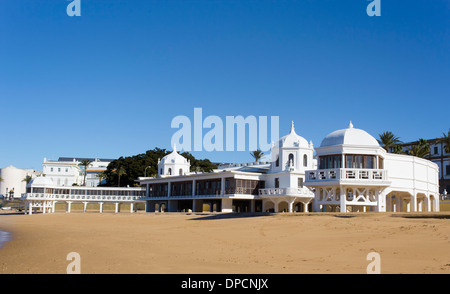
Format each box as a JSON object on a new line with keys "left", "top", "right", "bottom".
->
{"left": 159, "top": 145, "right": 189, "bottom": 165}
{"left": 320, "top": 122, "right": 379, "bottom": 148}
{"left": 277, "top": 121, "right": 310, "bottom": 148}
{"left": 28, "top": 176, "right": 54, "bottom": 187}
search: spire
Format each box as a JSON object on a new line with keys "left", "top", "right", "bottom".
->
{"left": 348, "top": 121, "right": 354, "bottom": 129}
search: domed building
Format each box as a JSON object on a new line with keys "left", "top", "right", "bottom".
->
{"left": 258, "top": 121, "right": 315, "bottom": 212}
{"left": 305, "top": 122, "right": 440, "bottom": 213}
{"left": 157, "top": 145, "right": 191, "bottom": 177}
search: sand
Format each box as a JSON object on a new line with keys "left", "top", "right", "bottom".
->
{"left": 0, "top": 211, "right": 449, "bottom": 274}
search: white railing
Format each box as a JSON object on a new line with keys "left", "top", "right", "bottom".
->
{"left": 259, "top": 187, "right": 314, "bottom": 197}
{"left": 306, "top": 168, "right": 388, "bottom": 182}
{"left": 21, "top": 193, "right": 144, "bottom": 202}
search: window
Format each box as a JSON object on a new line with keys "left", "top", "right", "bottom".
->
{"left": 303, "top": 155, "right": 308, "bottom": 167}
{"left": 50, "top": 168, "right": 54, "bottom": 172}
{"left": 298, "top": 178, "right": 303, "bottom": 188}
{"left": 275, "top": 178, "right": 279, "bottom": 188}
{"left": 446, "top": 165, "right": 450, "bottom": 176}
{"left": 179, "top": 169, "right": 183, "bottom": 176}
{"left": 319, "top": 155, "right": 342, "bottom": 170}
{"left": 345, "top": 154, "right": 376, "bottom": 169}
{"left": 434, "top": 146, "right": 439, "bottom": 155}
{"left": 65, "top": 168, "right": 68, "bottom": 172}
{"left": 58, "top": 168, "right": 61, "bottom": 172}
{"left": 168, "top": 168, "right": 172, "bottom": 175}
{"left": 288, "top": 154, "right": 294, "bottom": 166}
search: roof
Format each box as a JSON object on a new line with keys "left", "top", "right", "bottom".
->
{"left": 57, "top": 157, "right": 115, "bottom": 162}
{"left": 276, "top": 121, "right": 310, "bottom": 149}
{"left": 320, "top": 122, "right": 380, "bottom": 148}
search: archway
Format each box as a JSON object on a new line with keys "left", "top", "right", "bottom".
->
{"left": 278, "top": 201, "right": 289, "bottom": 213}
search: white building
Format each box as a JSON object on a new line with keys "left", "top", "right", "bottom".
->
{"left": 305, "top": 122, "right": 440, "bottom": 212}
{"left": 0, "top": 165, "right": 40, "bottom": 199}
{"left": 21, "top": 121, "right": 440, "bottom": 214}
{"left": 42, "top": 157, "right": 113, "bottom": 187}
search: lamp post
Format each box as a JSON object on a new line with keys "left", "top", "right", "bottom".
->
{"left": 144, "top": 166, "right": 151, "bottom": 177}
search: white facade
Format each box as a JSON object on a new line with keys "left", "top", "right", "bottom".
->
{"left": 21, "top": 121, "right": 440, "bottom": 214}
{"left": 305, "top": 122, "right": 440, "bottom": 213}
{"left": 42, "top": 157, "right": 112, "bottom": 187}
{"left": 0, "top": 165, "right": 39, "bottom": 199}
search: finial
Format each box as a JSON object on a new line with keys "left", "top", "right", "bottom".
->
{"left": 348, "top": 121, "right": 354, "bottom": 129}
{"left": 173, "top": 144, "right": 177, "bottom": 152}
{"left": 290, "top": 120, "right": 295, "bottom": 133}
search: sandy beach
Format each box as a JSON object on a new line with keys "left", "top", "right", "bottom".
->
{"left": 0, "top": 211, "right": 449, "bottom": 274}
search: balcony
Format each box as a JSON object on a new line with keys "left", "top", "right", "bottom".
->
{"left": 305, "top": 168, "right": 389, "bottom": 185}
{"left": 21, "top": 193, "right": 143, "bottom": 202}
{"left": 259, "top": 187, "right": 314, "bottom": 198}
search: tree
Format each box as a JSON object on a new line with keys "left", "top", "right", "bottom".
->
{"left": 96, "top": 171, "right": 107, "bottom": 186}
{"left": 102, "top": 148, "right": 218, "bottom": 187}
{"left": 408, "top": 139, "right": 430, "bottom": 158}
{"left": 115, "top": 166, "right": 127, "bottom": 187}
{"left": 438, "top": 128, "right": 450, "bottom": 155}
{"left": 78, "top": 159, "right": 93, "bottom": 186}
{"left": 392, "top": 145, "right": 406, "bottom": 155}
{"left": 378, "top": 131, "right": 402, "bottom": 152}
{"left": 22, "top": 175, "right": 33, "bottom": 185}
{"left": 250, "top": 149, "right": 265, "bottom": 162}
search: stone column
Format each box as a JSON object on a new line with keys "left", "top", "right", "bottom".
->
{"left": 99, "top": 202, "right": 104, "bottom": 213}
{"left": 304, "top": 202, "right": 309, "bottom": 212}
{"left": 115, "top": 202, "right": 120, "bottom": 213}
{"left": 340, "top": 193, "right": 346, "bottom": 213}
{"left": 67, "top": 201, "right": 72, "bottom": 213}
{"left": 130, "top": 202, "right": 134, "bottom": 213}
{"left": 83, "top": 202, "right": 88, "bottom": 213}
{"left": 221, "top": 198, "right": 233, "bottom": 213}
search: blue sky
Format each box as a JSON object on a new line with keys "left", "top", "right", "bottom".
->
{"left": 0, "top": 0, "right": 448, "bottom": 170}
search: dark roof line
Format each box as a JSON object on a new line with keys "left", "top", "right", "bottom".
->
{"left": 58, "top": 157, "right": 115, "bottom": 162}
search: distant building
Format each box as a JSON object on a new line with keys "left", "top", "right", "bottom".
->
{"left": 0, "top": 165, "right": 40, "bottom": 199}
{"left": 396, "top": 139, "right": 450, "bottom": 194}
{"left": 42, "top": 157, "right": 114, "bottom": 187}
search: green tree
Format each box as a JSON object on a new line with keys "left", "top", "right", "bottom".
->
{"left": 378, "top": 131, "right": 402, "bottom": 152}
{"left": 438, "top": 128, "right": 450, "bottom": 155}
{"left": 408, "top": 139, "right": 430, "bottom": 158}
{"left": 96, "top": 171, "right": 107, "bottom": 185}
{"left": 78, "top": 159, "right": 93, "bottom": 186}
{"left": 115, "top": 166, "right": 127, "bottom": 187}
{"left": 22, "top": 175, "right": 33, "bottom": 184}
{"left": 250, "top": 149, "right": 265, "bottom": 162}
{"left": 391, "top": 145, "right": 406, "bottom": 155}
{"left": 102, "top": 148, "right": 218, "bottom": 187}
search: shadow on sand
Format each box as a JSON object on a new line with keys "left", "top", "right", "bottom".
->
{"left": 187, "top": 212, "right": 273, "bottom": 220}
{"left": 393, "top": 213, "right": 450, "bottom": 219}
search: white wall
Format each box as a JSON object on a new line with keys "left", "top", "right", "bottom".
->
{"left": 384, "top": 153, "right": 439, "bottom": 195}
{"left": 0, "top": 166, "right": 37, "bottom": 198}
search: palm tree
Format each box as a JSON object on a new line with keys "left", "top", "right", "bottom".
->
{"left": 78, "top": 159, "right": 93, "bottom": 186}
{"left": 378, "top": 131, "right": 402, "bottom": 152}
{"left": 392, "top": 144, "right": 406, "bottom": 155}
{"left": 115, "top": 166, "right": 126, "bottom": 187}
{"left": 96, "top": 171, "right": 107, "bottom": 186}
{"left": 438, "top": 128, "right": 450, "bottom": 155}
{"left": 408, "top": 139, "right": 430, "bottom": 158}
{"left": 250, "top": 149, "right": 265, "bottom": 162}
{"left": 22, "top": 175, "right": 33, "bottom": 185}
